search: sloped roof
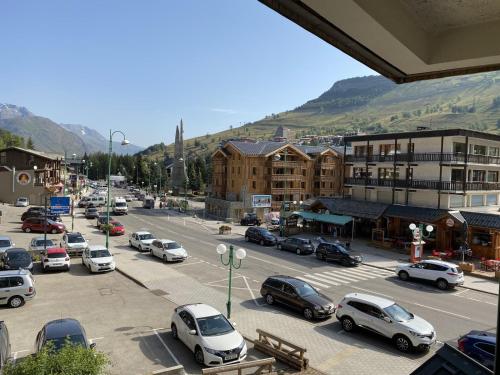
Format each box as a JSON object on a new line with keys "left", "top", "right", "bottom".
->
{"left": 226, "top": 141, "right": 285, "bottom": 156}
{"left": 460, "top": 211, "right": 500, "bottom": 229}
{"left": 309, "top": 197, "right": 389, "bottom": 220}
{"left": 0, "top": 146, "right": 62, "bottom": 160}
{"left": 384, "top": 205, "right": 449, "bottom": 223}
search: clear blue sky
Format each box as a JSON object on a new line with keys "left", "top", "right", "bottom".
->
{"left": 0, "top": 0, "right": 375, "bottom": 147}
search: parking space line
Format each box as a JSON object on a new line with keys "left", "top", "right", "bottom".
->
{"left": 153, "top": 329, "right": 180, "bottom": 366}
{"left": 172, "top": 260, "right": 204, "bottom": 267}
{"left": 243, "top": 276, "right": 262, "bottom": 306}
{"left": 412, "top": 303, "right": 471, "bottom": 320}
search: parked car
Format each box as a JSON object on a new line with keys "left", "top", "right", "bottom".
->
{"left": 0, "top": 236, "right": 15, "bottom": 254}
{"left": 77, "top": 197, "right": 91, "bottom": 208}
{"left": 105, "top": 221, "right": 125, "bottom": 236}
{"left": 170, "top": 303, "right": 247, "bottom": 366}
{"left": 1, "top": 248, "right": 33, "bottom": 272}
{"left": 21, "top": 207, "right": 48, "bottom": 222}
{"left": 240, "top": 213, "right": 261, "bottom": 226}
{"left": 0, "top": 320, "right": 11, "bottom": 370}
{"left": 244, "top": 227, "right": 277, "bottom": 246}
{"left": 81, "top": 245, "right": 115, "bottom": 273}
{"left": 41, "top": 248, "right": 70, "bottom": 272}
{"left": 142, "top": 197, "right": 155, "bottom": 209}
{"left": 21, "top": 209, "right": 61, "bottom": 223}
{"left": 22, "top": 218, "right": 65, "bottom": 234}
{"left": 28, "top": 237, "right": 57, "bottom": 255}
{"left": 60, "top": 232, "right": 88, "bottom": 256}
{"left": 35, "top": 318, "right": 95, "bottom": 353}
{"left": 112, "top": 197, "right": 128, "bottom": 215}
{"left": 315, "top": 242, "right": 362, "bottom": 266}
{"left": 0, "top": 269, "right": 36, "bottom": 308}
{"left": 96, "top": 215, "right": 110, "bottom": 229}
{"left": 277, "top": 237, "right": 314, "bottom": 255}
{"left": 150, "top": 239, "right": 188, "bottom": 262}
{"left": 124, "top": 195, "right": 134, "bottom": 202}
{"left": 458, "top": 330, "right": 495, "bottom": 371}
{"left": 260, "top": 275, "right": 336, "bottom": 320}
{"left": 129, "top": 231, "right": 156, "bottom": 251}
{"left": 336, "top": 293, "right": 436, "bottom": 352}
{"left": 15, "top": 197, "right": 29, "bottom": 207}
{"left": 395, "top": 259, "right": 464, "bottom": 290}
{"left": 84, "top": 206, "right": 99, "bottom": 219}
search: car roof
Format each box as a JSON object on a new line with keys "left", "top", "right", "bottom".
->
{"left": 464, "top": 330, "right": 496, "bottom": 343}
{"left": 422, "top": 259, "right": 457, "bottom": 268}
{"left": 44, "top": 319, "right": 84, "bottom": 339}
{"left": 0, "top": 269, "right": 30, "bottom": 276}
{"left": 5, "top": 248, "right": 28, "bottom": 254}
{"left": 135, "top": 231, "right": 152, "bottom": 235}
{"left": 47, "top": 248, "right": 67, "bottom": 254}
{"left": 0, "top": 236, "right": 12, "bottom": 241}
{"left": 344, "top": 293, "right": 395, "bottom": 308}
{"left": 66, "top": 232, "right": 82, "bottom": 236}
{"left": 158, "top": 239, "right": 176, "bottom": 243}
{"left": 183, "top": 303, "right": 221, "bottom": 318}
{"left": 88, "top": 245, "right": 108, "bottom": 251}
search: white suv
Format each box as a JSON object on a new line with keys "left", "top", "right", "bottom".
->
{"left": 82, "top": 246, "right": 115, "bottom": 273}
{"left": 60, "top": 232, "right": 88, "bottom": 256}
{"left": 171, "top": 303, "right": 247, "bottom": 366}
{"left": 395, "top": 259, "right": 464, "bottom": 290}
{"left": 129, "top": 231, "right": 156, "bottom": 252}
{"left": 41, "top": 248, "right": 70, "bottom": 272}
{"left": 336, "top": 293, "right": 436, "bottom": 352}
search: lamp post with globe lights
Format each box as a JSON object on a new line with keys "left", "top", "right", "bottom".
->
{"left": 409, "top": 223, "right": 433, "bottom": 261}
{"left": 216, "top": 244, "right": 246, "bottom": 319}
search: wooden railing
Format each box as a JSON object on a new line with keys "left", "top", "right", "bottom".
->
{"left": 201, "top": 358, "right": 275, "bottom": 375}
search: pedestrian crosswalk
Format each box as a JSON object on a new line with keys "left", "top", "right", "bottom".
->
{"left": 296, "top": 265, "right": 394, "bottom": 289}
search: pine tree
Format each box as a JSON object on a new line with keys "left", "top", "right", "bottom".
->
{"left": 26, "top": 137, "right": 35, "bottom": 149}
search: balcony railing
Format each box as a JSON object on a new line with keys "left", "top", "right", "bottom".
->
{"left": 271, "top": 161, "right": 303, "bottom": 168}
{"left": 345, "top": 153, "right": 500, "bottom": 165}
{"left": 344, "top": 177, "right": 500, "bottom": 191}
{"left": 271, "top": 174, "right": 304, "bottom": 181}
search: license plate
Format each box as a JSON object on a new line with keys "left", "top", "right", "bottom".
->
{"left": 224, "top": 354, "right": 237, "bottom": 361}
{"left": 52, "top": 263, "right": 62, "bottom": 266}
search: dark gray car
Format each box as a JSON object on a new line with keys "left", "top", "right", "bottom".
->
{"left": 277, "top": 237, "right": 314, "bottom": 255}
{"left": 316, "top": 242, "right": 362, "bottom": 266}
{"left": 35, "top": 318, "right": 95, "bottom": 353}
{"left": 1, "top": 248, "right": 33, "bottom": 272}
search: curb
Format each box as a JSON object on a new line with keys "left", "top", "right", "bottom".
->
{"left": 115, "top": 267, "right": 147, "bottom": 289}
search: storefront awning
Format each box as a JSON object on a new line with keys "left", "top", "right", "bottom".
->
{"left": 293, "top": 211, "right": 352, "bottom": 226}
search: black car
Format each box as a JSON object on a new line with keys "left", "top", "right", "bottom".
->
{"left": 35, "top": 318, "right": 95, "bottom": 353}
{"left": 96, "top": 215, "right": 110, "bottom": 229}
{"left": 260, "top": 275, "right": 336, "bottom": 320}
{"left": 277, "top": 237, "right": 314, "bottom": 255}
{"left": 315, "top": 242, "right": 362, "bottom": 266}
{"left": 240, "top": 213, "right": 261, "bottom": 226}
{"left": 0, "top": 321, "right": 11, "bottom": 371}
{"left": 85, "top": 207, "right": 99, "bottom": 219}
{"left": 1, "top": 248, "right": 33, "bottom": 272}
{"left": 245, "top": 227, "right": 277, "bottom": 246}
{"left": 21, "top": 207, "right": 47, "bottom": 222}
{"left": 21, "top": 210, "right": 61, "bottom": 223}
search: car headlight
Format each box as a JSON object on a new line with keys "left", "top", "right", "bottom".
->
{"left": 409, "top": 330, "right": 426, "bottom": 338}
{"left": 238, "top": 340, "right": 246, "bottom": 350}
{"left": 203, "top": 347, "right": 219, "bottom": 355}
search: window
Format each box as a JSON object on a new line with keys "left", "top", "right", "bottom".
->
{"left": 353, "top": 167, "right": 372, "bottom": 178}
{"left": 453, "top": 142, "right": 466, "bottom": 154}
{"left": 301, "top": 182, "right": 305, "bottom": 189}
{"left": 472, "top": 170, "right": 486, "bottom": 182}
{"left": 265, "top": 278, "right": 282, "bottom": 289}
{"left": 231, "top": 180, "right": 234, "bottom": 188}
{"left": 379, "top": 143, "right": 400, "bottom": 155}
{"left": 321, "top": 182, "right": 325, "bottom": 188}
{"left": 252, "top": 167, "right": 257, "bottom": 175}
{"left": 378, "top": 168, "right": 400, "bottom": 179}
{"left": 487, "top": 194, "right": 498, "bottom": 206}
{"left": 267, "top": 168, "right": 271, "bottom": 175}
{"left": 451, "top": 169, "right": 464, "bottom": 182}
{"left": 252, "top": 181, "right": 256, "bottom": 189}
{"left": 489, "top": 147, "right": 500, "bottom": 157}
{"left": 348, "top": 301, "right": 371, "bottom": 314}
{"left": 487, "top": 171, "right": 498, "bottom": 182}
{"left": 475, "top": 343, "right": 495, "bottom": 355}
{"left": 302, "top": 169, "right": 306, "bottom": 176}
{"left": 231, "top": 166, "right": 234, "bottom": 173}
{"left": 283, "top": 284, "right": 295, "bottom": 295}
{"left": 0, "top": 277, "right": 9, "bottom": 289}
{"left": 450, "top": 195, "right": 464, "bottom": 208}
{"left": 237, "top": 167, "right": 240, "bottom": 175}
{"left": 470, "top": 144, "right": 487, "bottom": 155}
{"left": 471, "top": 195, "right": 484, "bottom": 207}
{"left": 8, "top": 277, "right": 23, "bottom": 286}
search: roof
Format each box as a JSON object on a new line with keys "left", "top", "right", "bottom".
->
{"left": 0, "top": 269, "right": 30, "bottom": 276}
{"left": 344, "top": 293, "right": 394, "bottom": 309}
{"left": 463, "top": 330, "right": 496, "bottom": 344}
{"left": 384, "top": 205, "right": 449, "bottom": 223}
{"left": 184, "top": 303, "right": 221, "bottom": 318}
{"left": 89, "top": 245, "right": 107, "bottom": 251}
{"left": 134, "top": 231, "right": 152, "bottom": 235}
{"left": 460, "top": 211, "right": 500, "bottom": 230}
{"left": 45, "top": 319, "right": 84, "bottom": 339}
{"left": 0, "top": 236, "right": 12, "bottom": 240}
{"left": 422, "top": 259, "right": 459, "bottom": 268}
{"left": 295, "top": 145, "right": 331, "bottom": 155}
{"left": 47, "top": 248, "right": 67, "bottom": 254}
{"left": 309, "top": 197, "right": 389, "bottom": 220}
{"left": 344, "top": 128, "right": 500, "bottom": 143}
{"left": 227, "top": 141, "right": 284, "bottom": 156}
{"left": 158, "top": 239, "right": 176, "bottom": 243}
{"left": 293, "top": 211, "right": 353, "bottom": 225}
{"left": 259, "top": 0, "right": 500, "bottom": 84}
{"left": 0, "top": 146, "right": 62, "bottom": 161}
{"left": 4, "top": 248, "right": 28, "bottom": 254}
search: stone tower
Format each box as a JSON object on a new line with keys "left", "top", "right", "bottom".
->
{"left": 172, "top": 119, "right": 187, "bottom": 194}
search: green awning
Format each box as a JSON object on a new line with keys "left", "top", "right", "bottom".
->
{"left": 292, "top": 211, "right": 352, "bottom": 225}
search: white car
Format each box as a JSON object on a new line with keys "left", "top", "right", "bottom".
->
{"left": 82, "top": 245, "right": 115, "bottom": 273}
{"left": 60, "top": 232, "right": 89, "bottom": 256}
{"left": 41, "top": 248, "right": 70, "bottom": 272}
{"left": 129, "top": 231, "right": 156, "bottom": 251}
{"left": 336, "top": 293, "right": 436, "bottom": 352}
{"left": 171, "top": 303, "right": 247, "bottom": 366}
{"left": 15, "top": 197, "right": 29, "bottom": 207}
{"left": 29, "top": 237, "right": 57, "bottom": 255}
{"left": 0, "top": 236, "right": 15, "bottom": 254}
{"left": 150, "top": 239, "right": 188, "bottom": 262}
{"left": 395, "top": 259, "right": 464, "bottom": 290}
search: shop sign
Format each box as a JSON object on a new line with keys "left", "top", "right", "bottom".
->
{"left": 16, "top": 171, "right": 31, "bottom": 185}
{"left": 446, "top": 218, "right": 454, "bottom": 227}
{"left": 252, "top": 195, "right": 271, "bottom": 208}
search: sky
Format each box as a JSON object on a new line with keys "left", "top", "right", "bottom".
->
{"left": 0, "top": 0, "right": 375, "bottom": 148}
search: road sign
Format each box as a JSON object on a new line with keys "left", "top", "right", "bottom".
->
{"left": 50, "top": 196, "right": 70, "bottom": 214}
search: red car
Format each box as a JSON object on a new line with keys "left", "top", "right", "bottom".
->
{"left": 104, "top": 221, "right": 125, "bottom": 236}
{"left": 22, "top": 218, "right": 66, "bottom": 234}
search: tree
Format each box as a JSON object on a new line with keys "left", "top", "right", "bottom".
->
{"left": 26, "top": 137, "right": 35, "bottom": 150}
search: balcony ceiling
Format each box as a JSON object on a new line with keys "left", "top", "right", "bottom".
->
{"left": 259, "top": 0, "right": 500, "bottom": 83}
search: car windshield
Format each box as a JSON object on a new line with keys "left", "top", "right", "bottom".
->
{"left": 35, "top": 240, "right": 54, "bottom": 247}
{"left": 139, "top": 234, "right": 154, "bottom": 240}
{"left": 113, "top": 222, "right": 122, "bottom": 227}
{"left": 47, "top": 335, "right": 86, "bottom": 351}
{"left": 383, "top": 303, "right": 414, "bottom": 322}
{"left": 295, "top": 282, "right": 318, "bottom": 297}
{"left": 115, "top": 202, "right": 126, "bottom": 207}
{"left": 48, "top": 252, "right": 66, "bottom": 258}
{"left": 196, "top": 314, "right": 234, "bottom": 336}
{"left": 91, "top": 250, "right": 111, "bottom": 258}
{"left": 258, "top": 229, "right": 273, "bottom": 236}
{"left": 87, "top": 208, "right": 97, "bottom": 212}
{"left": 68, "top": 235, "right": 85, "bottom": 243}
{"left": 47, "top": 220, "right": 58, "bottom": 225}
{"left": 7, "top": 252, "right": 31, "bottom": 262}
{"left": 0, "top": 240, "right": 11, "bottom": 247}
{"left": 164, "top": 242, "right": 181, "bottom": 250}
{"left": 18, "top": 198, "right": 27, "bottom": 202}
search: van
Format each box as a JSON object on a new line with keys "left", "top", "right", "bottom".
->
{"left": 89, "top": 195, "right": 106, "bottom": 207}
{"left": 143, "top": 197, "right": 155, "bottom": 209}
{"left": 0, "top": 269, "right": 36, "bottom": 308}
{"left": 112, "top": 197, "right": 128, "bottom": 215}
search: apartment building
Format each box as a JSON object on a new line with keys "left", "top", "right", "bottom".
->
{"left": 343, "top": 129, "right": 500, "bottom": 209}
{"left": 206, "top": 141, "right": 342, "bottom": 220}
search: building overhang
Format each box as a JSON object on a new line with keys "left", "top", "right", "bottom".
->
{"left": 259, "top": 0, "right": 500, "bottom": 83}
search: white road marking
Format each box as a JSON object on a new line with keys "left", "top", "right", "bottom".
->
{"left": 89, "top": 337, "right": 104, "bottom": 343}
{"left": 412, "top": 303, "right": 471, "bottom": 320}
{"left": 172, "top": 260, "right": 204, "bottom": 267}
{"left": 243, "top": 276, "right": 262, "bottom": 306}
{"left": 322, "top": 270, "right": 367, "bottom": 281}
{"left": 208, "top": 284, "right": 260, "bottom": 291}
{"left": 465, "top": 297, "right": 496, "bottom": 306}
{"left": 358, "top": 266, "right": 394, "bottom": 276}
{"left": 153, "top": 329, "right": 180, "bottom": 365}
{"left": 339, "top": 268, "right": 377, "bottom": 279}
{"left": 296, "top": 276, "right": 330, "bottom": 288}
{"left": 315, "top": 272, "right": 351, "bottom": 284}
{"left": 304, "top": 274, "right": 341, "bottom": 286}
{"left": 245, "top": 254, "right": 303, "bottom": 273}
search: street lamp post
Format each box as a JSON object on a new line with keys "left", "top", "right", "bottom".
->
{"left": 409, "top": 223, "right": 433, "bottom": 260}
{"left": 106, "top": 130, "right": 129, "bottom": 250}
{"left": 216, "top": 244, "right": 246, "bottom": 319}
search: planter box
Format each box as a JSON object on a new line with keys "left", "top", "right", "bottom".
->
{"left": 459, "top": 262, "right": 475, "bottom": 272}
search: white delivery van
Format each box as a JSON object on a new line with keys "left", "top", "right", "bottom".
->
{"left": 89, "top": 195, "right": 106, "bottom": 207}
{"left": 112, "top": 197, "right": 128, "bottom": 215}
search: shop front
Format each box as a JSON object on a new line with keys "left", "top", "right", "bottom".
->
{"left": 461, "top": 211, "right": 500, "bottom": 259}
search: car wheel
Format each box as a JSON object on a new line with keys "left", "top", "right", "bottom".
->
{"left": 129, "top": 240, "right": 133, "bottom": 247}
{"left": 139, "top": 245, "right": 143, "bottom": 252}
{"left": 245, "top": 236, "right": 249, "bottom": 242}
{"left": 303, "top": 308, "right": 314, "bottom": 320}
{"left": 394, "top": 334, "right": 412, "bottom": 353}
{"left": 265, "top": 294, "right": 274, "bottom": 305}
{"left": 322, "top": 254, "right": 327, "bottom": 262}
{"left": 436, "top": 278, "right": 449, "bottom": 290}
{"left": 41, "top": 264, "right": 46, "bottom": 273}
{"left": 8, "top": 296, "right": 24, "bottom": 308}
{"left": 171, "top": 323, "right": 178, "bottom": 339}
{"left": 341, "top": 316, "right": 355, "bottom": 332}
{"left": 277, "top": 244, "right": 282, "bottom": 250}
{"left": 51, "top": 229, "right": 57, "bottom": 234}
{"left": 194, "top": 346, "right": 204, "bottom": 365}
{"left": 88, "top": 264, "right": 92, "bottom": 273}
{"left": 259, "top": 239, "right": 265, "bottom": 246}
{"left": 24, "top": 227, "right": 31, "bottom": 233}
{"left": 296, "top": 248, "right": 301, "bottom": 255}
{"left": 163, "top": 255, "right": 168, "bottom": 263}
{"left": 398, "top": 271, "right": 409, "bottom": 281}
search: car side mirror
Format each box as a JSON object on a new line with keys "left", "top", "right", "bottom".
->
{"left": 383, "top": 316, "right": 392, "bottom": 323}
{"left": 188, "top": 329, "right": 197, "bottom": 335}
{"left": 90, "top": 342, "right": 96, "bottom": 349}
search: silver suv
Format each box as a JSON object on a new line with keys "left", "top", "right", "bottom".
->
{"left": 60, "top": 232, "right": 88, "bottom": 256}
{"left": 336, "top": 293, "right": 436, "bottom": 352}
{"left": 0, "top": 270, "right": 36, "bottom": 308}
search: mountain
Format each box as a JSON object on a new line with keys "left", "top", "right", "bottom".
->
{"left": 0, "top": 104, "right": 143, "bottom": 155}
{"left": 146, "top": 71, "right": 500, "bottom": 159}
